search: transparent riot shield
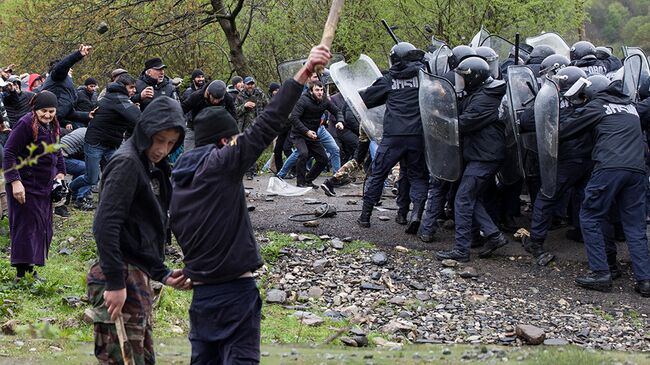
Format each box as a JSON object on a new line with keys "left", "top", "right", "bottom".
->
{"left": 428, "top": 45, "right": 452, "bottom": 76}
{"left": 470, "top": 27, "right": 490, "bottom": 48}
{"left": 526, "top": 32, "right": 570, "bottom": 59}
{"left": 418, "top": 70, "right": 462, "bottom": 182}
{"left": 622, "top": 54, "right": 643, "bottom": 102}
{"left": 622, "top": 46, "right": 650, "bottom": 80}
{"left": 499, "top": 65, "right": 538, "bottom": 184}
{"left": 534, "top": 77, "right": 560, "bottom": 198}
{"left": 480, "top": 35, "right": 516, "bottom": 63}
{"left": 329, "top": 54, "right": 384, "bottom": 142}
{"left": 277, "top": 54, "right": 345, "bottom": 82}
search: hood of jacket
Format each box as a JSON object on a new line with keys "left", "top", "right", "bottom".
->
{"left": 131, "top": 96, "right": 185, "bottom": 155}
{"left": 106, "top": 82, "right": 130, "bottom": 95}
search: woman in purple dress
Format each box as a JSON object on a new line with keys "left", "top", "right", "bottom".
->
{"left": 3, "top": 90, "right": 65, "bottom": 279}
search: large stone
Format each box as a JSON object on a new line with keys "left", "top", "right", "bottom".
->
{"left": 388, "top": 296, "right": 407, "bottom": 305}
{"left": 293, "top": 311, "right": 324, "bottom": 326}
{"left": 459, "top": 267, "right": 479, "bottom": 278}
{"left": 380, "top": 319, "right": 416, "bottom": 334}
{"left": 371, "top": 252, "right": 388, "bottom": 266}
{"left": 312, "top": 259, "right": 328, "bottom": 274}
{"left": 330, "top": 239, "right": 344, "bottom": 250}
{"left": 266, "top": 289, "right": 287, "bottom": 304}
{"left": 307, "top": 286, "right": 324, "bottom": 299}
{"left": 441, "top": 259, "right": 458, "bottom": 268}
{"left": 360, "top": 282, "right": 384, "bottom": 291}
{"left": 373, "top": 337, "right": 403, "bottom": 350}
{"left": 303, "top": 220, "right": 319, "bottom": 228}
{"left": 516, "top": 324, "right": 546, "bottom": 345}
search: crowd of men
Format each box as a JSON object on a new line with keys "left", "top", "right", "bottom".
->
{"left": 2, "top": 31, "right": 650, "bottom": 363}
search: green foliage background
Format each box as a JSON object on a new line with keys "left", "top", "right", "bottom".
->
{"left": 0, "top": 0, "right": 594, "bottom": 90}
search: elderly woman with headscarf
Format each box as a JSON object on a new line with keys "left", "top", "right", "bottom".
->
{"left": 3, "top": 90, "right": 65, "bottom": 280}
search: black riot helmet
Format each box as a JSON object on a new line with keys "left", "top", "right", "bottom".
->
{"left": 389, "top": 42, "right": 425, "bottom": 66}
{"left": 540, "top": 54, "right": 570, "bottom": 76}
{"left": 475, "top": 46, "right": 500, "bottom": 78}
{"left": 595, "top": 46, "right": 613, "bottom": 60}
{"left": 553, "top": 66, "right": 587, "bottom": 94}
{"left": 448, "top": 45, "right": 476, "bottom": 70}
{"left": 570, "top": 41, "right": 597, "bottom": 61}
{"left": 564, "top": 74, "right": 610, "bottom": 104}
{"left": 529, "top": 45, "right": 556, "bottom": 61}
{"left": 454, "top": 56, "right": 492, "bottom": 93}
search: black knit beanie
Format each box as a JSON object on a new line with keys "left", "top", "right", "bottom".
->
{"left": 194, "top": 106, "right": 240, "bottom": 147}
{"left": 31, "top": 90, "right": 58, "bottom": 110}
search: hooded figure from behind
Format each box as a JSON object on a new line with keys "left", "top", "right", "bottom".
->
{"left": 88, "top": 96, "right": 188, "bottom": 365}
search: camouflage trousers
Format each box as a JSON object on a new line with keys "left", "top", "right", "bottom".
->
{"left": 87, "top": 262, "right": 155, "bottom": 365}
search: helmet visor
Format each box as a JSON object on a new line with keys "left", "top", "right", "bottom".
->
{"left": 454, "top": 73, "right": 465, "bottom": 93}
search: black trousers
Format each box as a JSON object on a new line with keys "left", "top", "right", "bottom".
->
{"left": 293, "top": 135, "right": 328, "bottom": 185}
{"left": 189, "top": 278, "right": 261, "bottom": 365}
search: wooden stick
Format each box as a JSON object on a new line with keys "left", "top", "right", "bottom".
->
{"left": 115, "top": 314, "right": 135, "bottom": 365}
{"left": 315, "top": 0, "right": 345, "bottom": 74}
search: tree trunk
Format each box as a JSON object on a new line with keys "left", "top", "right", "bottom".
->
{"left": 211, "top": 0, "right": 250, "bottom": 77}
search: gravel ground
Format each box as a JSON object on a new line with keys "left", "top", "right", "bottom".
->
{"left": 245, "top": 175, "right": 650, "bottom": 350}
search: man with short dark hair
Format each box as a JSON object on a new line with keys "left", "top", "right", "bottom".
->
{"left": 75, "top": 77, "right": 98, "bottom": 113}
{"left": 2, "top": 75, "right": 34, "bottom": 128}
{"left": 131, "top": 57, "right": 178, "bottom": 111}
{"left": 290, "top": 80, "right": 343, "bottom": 188}
{"left": 236, "top": 76, "right": 267, "bottom": 131}
{"left": 183, "top": 69, "right": 205, "bottom": 101}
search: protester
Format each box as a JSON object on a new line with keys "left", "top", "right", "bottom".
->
{"left": 87, "top": 97, "right": 190, "bottom": 364}
{"left": 170, "top": 44, "right": 331, "bottom": 364}
{"left": 3, "top": 91, "right": 65, "bottom": 280}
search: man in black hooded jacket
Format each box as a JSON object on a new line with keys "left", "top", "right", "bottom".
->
{"left": 87, "top": 96, "right": 190, "bottom": 365}
{"left": 170, "top": 45, "right": 331, "bottom": 365}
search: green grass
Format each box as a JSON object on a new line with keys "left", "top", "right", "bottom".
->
{"left": 1, "top": 213, "right": 649, "bottom": 364}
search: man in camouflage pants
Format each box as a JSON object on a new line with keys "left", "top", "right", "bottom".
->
{"left": 237, "top": 77, "right": 268, "bottom": 180}
{"left": 320, "top": 126, "right": 372, "bottom": 197}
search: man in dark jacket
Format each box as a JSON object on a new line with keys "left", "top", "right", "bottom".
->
{"left": 131, "top": 57, "right": 179, "bottom": 111}
{"left": 69, "top": 73, "right": 141, "bottom": 210}
{"left": 41, "top": 44, "right": 94, "bottom": 131}
{"left": 75, "top": 77, "right": 98, "bottom": 113}
{"left": 181, "top": 80, "right": 238, "bottom": 151}
{"left": 289, "top": 80, "right": 343, "bottom": 187}
{"left": 236, "top": 76, "right": 268, "bottom": 131}
{"left": 170, "top": 45, "right": 331, "bottom": 365}
{"left": 435, "top": 57, "right": 509, "bottom": 262}
{"left": 356, "top": 42, "right": 429, "bottom": 234}
{"left": 2, "top": 76, "right": 34, "bottom": 128}
{"left": 560, "top": 80, "right": 650, "bottom": 297}
{"left": 87, "top": 97, "right": 190, "bottom": 365}
{"left": 182, "top": 69, "right": 205, "bottom": 101}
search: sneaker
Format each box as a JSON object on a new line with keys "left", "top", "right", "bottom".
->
{"left": 320, "top": 180, "right": 336, "bottom": 197}
{"left": 74, "top": 197, "right": 95, "bottom": 211}
{"left": 54, "top": 205, "right": 70, "bottom": 217}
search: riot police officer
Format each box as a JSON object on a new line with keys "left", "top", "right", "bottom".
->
{"left": 435, "top": 57, "right": 510, "bottom": 262}
{"left": 357, "top": 42, "right": 429, "bottom": 234}
{"left": 560, "top": 78, "right": 650, "bottom": 297}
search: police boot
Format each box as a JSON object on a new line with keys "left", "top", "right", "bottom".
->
{"left": 357, "top": 203, "right": 373, "bottom": 228}
{"left": 405, "top": 201, "right": 425, "bottom": 234}
{"left": 607, "top": 253, "right": 622, "bottom": 280}
{"left": 478, "top": 232, "right": 510, "bottom": 258}
{"left": 575, "top": 272, "right": 612, "bottom": 292}
{"left": 395, "top": 208, "right": 408, "bottom": 225}
{"left": 522, "top": 236, "right": 555, "bottom": 266}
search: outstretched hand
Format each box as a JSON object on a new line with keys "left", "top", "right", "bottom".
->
{"left": 79, "top": 44, "right": 93, "bottom": 57}
{"left": 295, "top": 45, "right": 331, "bottom": 84}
